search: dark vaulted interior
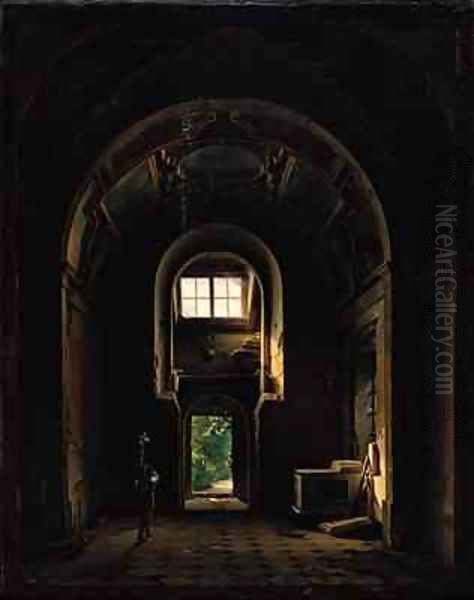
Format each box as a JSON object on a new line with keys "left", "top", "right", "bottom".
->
{"left": 1, "top": 2, "right": 473, "bottom": 598}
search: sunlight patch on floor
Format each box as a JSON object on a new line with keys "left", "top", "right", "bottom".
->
{"left": 185, "top": 496, "right": 248, "bottom": 511}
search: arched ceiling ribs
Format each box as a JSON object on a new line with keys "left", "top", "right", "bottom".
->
{"left": 100, "top": 203, "right": 122, "bottom": 241}
{"left": 146, "top": 154, "right": 161, "bottom": 192}
{"left": 320, "top": 198, "right": 345, "bottom": 235}
{"left": 64, "top": 99, "right": 390, "bottom": 303}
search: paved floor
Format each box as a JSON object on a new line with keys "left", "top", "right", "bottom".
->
{"left": 24, "top": 512, "right": 473, "bottom": 599}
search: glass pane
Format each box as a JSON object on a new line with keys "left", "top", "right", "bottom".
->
{"left": 181, "top": 278, "right": 196, "bottom": 298}
{"left": 196, "top": 277, "right": 210, "bottom": 298}
{"left": 214, "top": 299, "right": 228, "bottom": 318}
{"left": 229, "top": 298, "right": 242, "bottom": 318}
{"left": 181, "top": 298, "right": 196, "bottom": 317}
{"left": 197, "top": 298, "right": 211, "bottom": 318}
{"left": 213, "top": 277, "right": 228, "bottom": 298}
{"left": 228, "top": 277, "right": 242, "bottom": 298}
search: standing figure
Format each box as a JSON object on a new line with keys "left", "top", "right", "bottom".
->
{"left": 135, "top": 462, "right": 160, "bottom": 543}
{"left": 135, "top": 432, "right": 159, "bottom": 543}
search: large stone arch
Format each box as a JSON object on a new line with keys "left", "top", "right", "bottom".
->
{"left": 61, "top": 96, "right": 392, "bottom": 535}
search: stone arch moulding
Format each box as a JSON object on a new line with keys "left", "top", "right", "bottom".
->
{"left": 154, "top": 224, "right": 284, "bottom": 399}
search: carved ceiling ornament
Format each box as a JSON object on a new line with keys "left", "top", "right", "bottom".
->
{"left": 155, "top": 148, "right": 181, "bottom": 197}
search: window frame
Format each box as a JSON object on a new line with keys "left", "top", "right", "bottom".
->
{"left": 180, "top": 276, "right": 213, "bottom": 319}
{"left": 178, "top": 272, "right": 250, "bottom": 327}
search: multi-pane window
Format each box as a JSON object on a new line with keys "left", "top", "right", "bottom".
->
{"left": 180, "top": 276, "right": 243, "bottom": 319}
{"left": 180, "top": 277, "right": 211, "bottom": 318}
{"left": 213, "top": 277, "right": 242, "bottom": 318}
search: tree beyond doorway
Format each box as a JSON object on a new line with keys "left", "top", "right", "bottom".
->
{"left": 191, "top": 415, "right": 233, "bottom": 493}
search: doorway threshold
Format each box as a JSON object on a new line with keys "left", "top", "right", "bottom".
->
{"left": 185, "top": 496, "right": 249, "bottom": 511}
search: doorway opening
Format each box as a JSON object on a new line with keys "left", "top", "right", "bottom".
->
{"left": 191, "top": 414, "right": 233, "bottom": 497}
{"left": 184, "top": 396, "right": 250, "bottom": 512}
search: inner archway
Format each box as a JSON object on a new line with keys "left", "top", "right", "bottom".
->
{"left": 154, "top": 228, "right": 282, "bottom": 510}
{"left": 170, "top": 252, "right": 264, "bottom": 387}
{"left": 155, "top": 224, "right": 284, "bottom": 402}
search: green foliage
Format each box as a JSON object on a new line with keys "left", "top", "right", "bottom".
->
{"left": 191, "top": 415, "right": 232, "bottom": 491}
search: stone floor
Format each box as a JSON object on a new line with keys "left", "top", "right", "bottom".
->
{"left": 22, "top": 512, "right": 473, "bottom": 599}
